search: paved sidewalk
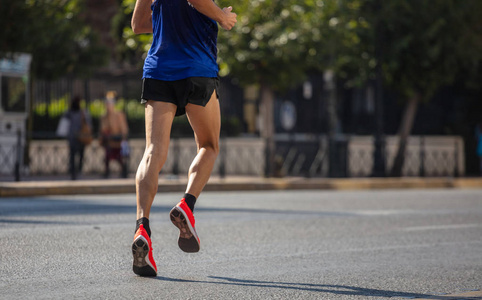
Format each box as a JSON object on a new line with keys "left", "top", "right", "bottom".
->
{"left": 1, "top": 176, "right": 482, "bottom": 197}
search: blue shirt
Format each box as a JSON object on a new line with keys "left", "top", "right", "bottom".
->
{"left": 143, "top": 0, "right": 219, "bottom": 81}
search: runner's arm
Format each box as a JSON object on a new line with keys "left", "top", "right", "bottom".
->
{"left": 131, "top": 0, "right": 153, "bottom": 34}
{"left": 188, "top": 0, "right": 237, "bottom": 30}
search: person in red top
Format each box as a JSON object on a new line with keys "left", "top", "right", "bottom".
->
{"left": 131, "top": 0, "right": 237, "bottom": 277}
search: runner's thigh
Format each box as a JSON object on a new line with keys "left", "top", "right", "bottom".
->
{"left": 185, "top": 92, "right": 220, "bottom": 150}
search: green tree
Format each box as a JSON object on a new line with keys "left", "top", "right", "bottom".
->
{"left": 333, "top": 0, "right": 482, "bottom": 176}
{"left": 216, "top": 0, "right": 337, "bottom": 175}
{"left": 0, "top": 0, "right": 107, "bottom": 79}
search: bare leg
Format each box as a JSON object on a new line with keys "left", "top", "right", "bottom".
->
{"left": 136, "top": 101, "right": 177, "bottom": 219}
{"left": 184, "top": 92, "right": 221, "bottom": 198}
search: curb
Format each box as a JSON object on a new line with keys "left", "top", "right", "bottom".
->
{"left": 1, "top": 177, "right": 482, "bottom": 197}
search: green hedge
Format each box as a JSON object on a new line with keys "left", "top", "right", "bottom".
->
{"left": 32, "top": 97, "right": 242, "bottom": 138}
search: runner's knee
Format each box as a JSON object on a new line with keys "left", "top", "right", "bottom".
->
{"left": 141, "top": 144, "right": 168, "bottom": 172}
{"left": 198, "top": 140, "right": 219, "bottom": 156}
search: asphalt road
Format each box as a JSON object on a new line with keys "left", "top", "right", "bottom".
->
{"left": 1, "top": 189, "right": 481, "bottom": 299}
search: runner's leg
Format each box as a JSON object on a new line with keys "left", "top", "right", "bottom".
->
{"left": 136, "top": 100, "right": 177, "bottom": 219}
{"left": 184, "top": 91, "right": 221, "bottom": 198}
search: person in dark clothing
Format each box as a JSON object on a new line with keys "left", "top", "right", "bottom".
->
{"left": 64, "top": 97, "right": 92, "bottom": 180}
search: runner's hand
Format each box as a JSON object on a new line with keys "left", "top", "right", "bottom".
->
{"left": 219, "top": 6, "right": 237, "bottom": 30}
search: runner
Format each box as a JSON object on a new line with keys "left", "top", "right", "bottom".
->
{"left": 130, "top": 0, "right": 237, "bottom": 276}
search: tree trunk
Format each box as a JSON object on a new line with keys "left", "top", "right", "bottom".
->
{"left": 372, "top": 10, "right": 386, "bottom": 177}
{"left": 260, "top": 84, "right": 275, "bottom": 177}
{"left": 324, "top": 70, "right": 337, "bottom": 138}
{"left": 324, "top": 70, "right": 343, "bottom": 177}
{"left": 389, "top": 94, "right": 420, "bottom": 177}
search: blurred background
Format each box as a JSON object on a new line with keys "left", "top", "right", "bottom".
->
{"left": 1, "top": 0, "right": 482, "bottom": 181}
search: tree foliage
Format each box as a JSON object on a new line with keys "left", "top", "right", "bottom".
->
{"left": 216, "top": 0, "right": 338, "bottom": 90}
{"left": 0, "top": 0, "right": 108, "bottom": 79}
{"left": 386, "top": 0, "right": 482, "bottom": 100}
{"left": 112, "top": 0, "right": 153, "bottom": 66}
{"left": 111, "top": 0, "right": 482, "bottom": 101}
{"left": 334, "top": 0, "right": 482, "bottom": 100}
{"left": 330, "top": 0, "right": 482, "bottom": 176}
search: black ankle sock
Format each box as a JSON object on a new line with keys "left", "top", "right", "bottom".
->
{"left": 136, "top": 217, "right": 151, "bottom": 237}
{"left": 183, "top": 193, "right": 197, "bottom": 212}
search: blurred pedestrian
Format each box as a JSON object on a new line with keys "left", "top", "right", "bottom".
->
{"left": 62, "top": 96, "right": 92, "bottom": 180}
{"left": 476, "top": 122, "right": 482, "bottom": 175}
{"left": 130, "top": 0, "right": 237, "bottom": 276}
{"left": 99, "top": 91, "right": 129, "bottom": 178}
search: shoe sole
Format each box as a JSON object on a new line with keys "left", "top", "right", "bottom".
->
{"left": 170, "top": 207, "right": 200, "bottom": 253}
{"left": 132, "top": 236, "right": 157, "bottom": 277}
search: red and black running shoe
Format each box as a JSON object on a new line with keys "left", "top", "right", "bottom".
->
{"left": 169, "top": 198, "right": 200, "bottom": 253}
{"left": 132, "top": 224, "right": 157, "bottom": 276}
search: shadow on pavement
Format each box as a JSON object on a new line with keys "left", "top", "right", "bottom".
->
{"left": 151, "top": 276, "right": 477, "bottom": 299}
{"left": 0, "top": 196, "right": 357, "bottom": 224}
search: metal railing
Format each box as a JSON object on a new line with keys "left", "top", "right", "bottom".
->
{"left": 277, "top": 135, "right": 464, "bottom": 178}
{"left": 0, "top": 130, "right": 23, "bottom": 181}
{"left": 0, "top": 135, "right": 465, "bottom": 180}
{"left": 20, "top": 137, "right": 265, "bottom": 179}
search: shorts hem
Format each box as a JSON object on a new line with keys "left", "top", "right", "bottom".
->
{"left": 140, "top": 77, "right": 218, "bottom": 116}
{"left": 140, "top": 97, "right": 177, "bottom": 105}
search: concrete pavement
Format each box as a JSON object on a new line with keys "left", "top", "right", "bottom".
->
{"left": 1, "top": 176, "right": 482, "bottom": 197}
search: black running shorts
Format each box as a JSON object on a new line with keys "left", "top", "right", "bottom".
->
{"left": 141, "top": 77, "right": 219, "bottom": 116}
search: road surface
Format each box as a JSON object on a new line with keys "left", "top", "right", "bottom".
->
{"left": 1, "top": 189, "right": 481, "bottom": 299}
